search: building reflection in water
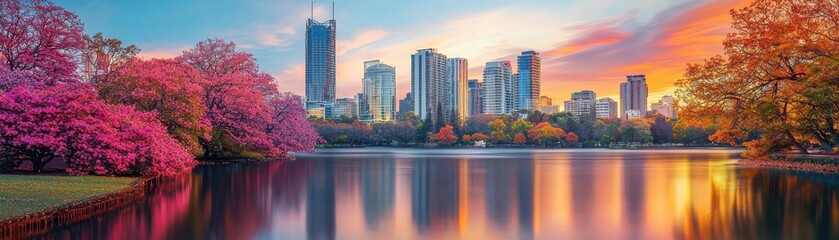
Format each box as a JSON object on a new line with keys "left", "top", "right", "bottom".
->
{"left": 38, "top": 149, "right": 839, "bottom": 239}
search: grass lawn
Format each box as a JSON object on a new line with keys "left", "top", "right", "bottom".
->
{"left": 0, "top": 174, "right": 136, "bottom": 220}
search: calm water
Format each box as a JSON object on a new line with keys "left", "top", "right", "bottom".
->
{"left": 40, "top": 148, "right": 839, "bottom": 239}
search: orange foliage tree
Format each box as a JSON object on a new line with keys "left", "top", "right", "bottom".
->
{"left": 565, "top": 132, "right": 579, "bottom": 144}
{"left": 676, "top": 0, "right": 839, "bottom": 156}
{"left": 528, "top": 122, "right": 565, "bottom": 146}
{"left": 513, "top": 133, "right": 526, "bottom": 144}
{"left": 470, "top": 133, "right": 489, "bottom": 142}
{"left": 433, "top": 125, "right": 457, "bottom": 144}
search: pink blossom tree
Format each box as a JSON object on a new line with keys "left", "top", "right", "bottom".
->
{"left": 101, "top": 58, "right": 208, "bottom": 154}
{"left": 0, "top": 83, "right": 194, "bottom": 176}
{"left": 0, "top": 0, "right": 85, "bottom": 80}
{"left": 180, "top": 39, "right": 278, "bottom": 159}
{"left": 264, "top": 92, "right": 323, "bottom": 157}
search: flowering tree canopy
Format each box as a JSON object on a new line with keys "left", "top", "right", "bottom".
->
{"left": 0, "top": 83, "right": 194, "bottom": 175}
{"left": 180, "top": 39, "right": 278, "bottom": 158}
{"left": 0, "top": 0, "right": 84, "bottom": 80}
{"left": 264, "top": 92, "right": 323, "bottom": 157}
{"left": 433, "top": 125, "right": 457, "bottom": 144}
{"left": 102, "top": 58, "right": 208, "bottom": 154}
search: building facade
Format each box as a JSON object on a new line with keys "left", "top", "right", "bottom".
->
{"left": 517, "top": 50, "right": 541, "bottom": 111}
{"left": 447, "top": 58, "right": 468, "bottom": 121}
{"left": 305, "top": 16, "right": 336, "bottom": 109}
{"left": 563, "top": 99, "right": 594, "bottom": 117}
{"left": 571, "top": 90, "right": 596, "bottom": 101}
{"left": 363, "top": 60, "right": 396, "bottom": 122}
{"left": 620, "top": 75, "right": 648, "bottom": 119}
{"left": 467, "top": 79, "right": 483, "bottom": 116}
{"left": 333, "top": 98, "right": 357, "bottom": 119}
{"left": 483, "top": 61, "right": 514, "bottom": 115}
{"left": 539, "top": 96, "right": 552, "bottom": 107}
{"left": 411, "top": 48, "right": 448, "bottom": 120}
{"left": 355, "top": 93, "right": 368, "bottom": 121}
{"left": 595, "top": 98, "right": 618, "bottom": 119}
{"left": 651, "top": 95, "right": 676, "bottom": 118}
{"left": 398, "top": 92, "right": 414, "bottom": 118}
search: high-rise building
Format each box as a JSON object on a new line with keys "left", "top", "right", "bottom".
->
{"left": 305, "top": 7, "right": 337, "bottom": 110}
{"left": 411, "top": 48, "right": 448, "bottom": 121}
{"left": 539, "top": 96, "right": 552, "bottom": 107}
{"left": 333, "top": 98, "right": 357, "bottom": 119}
{"left": 467, "top": 79, "right": 483, "bottom": 116}
{"left": 517, "top": 50, "right": 541, "bottom": 111}
{"left": 399, "top": 92, "right": 414, "bottom": 118}
{"left": 483, "top": 61, "right": 514, "bottom": 115}
{"left": 355, "top": 93, "right": 368, "bottom": 121}
{"left": 620, "top": 75, "right": 648, "bottom": 119}
{"left": 651, "top": 95, "right": 676, "bottom": 118}
{"left": 511, "top": 73, "right": 519, "bottom": 110}
{"left": 447, "top": 58, "right": 468, "bottom": 121}
{"left": 363, "top": 60, "right": 396, "bottom": 122}
{"left": 595, "top": 98, "right": 618, "bottom": 119}
{"left": 571, "top": 90, "right": 596, "bottom": 101}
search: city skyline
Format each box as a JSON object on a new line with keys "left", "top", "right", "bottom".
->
{"left": 53, "top": 0, "right": 751, "bottom": 107}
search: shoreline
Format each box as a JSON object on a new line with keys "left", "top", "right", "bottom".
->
{"left": 0, "top": 174, "right": 171, "bottom": 239}
{"left": 738, "top": 157, "right": 839, "bottom": 174}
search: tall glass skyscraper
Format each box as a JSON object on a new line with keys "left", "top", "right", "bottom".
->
{"left": 411, "top": 48, "right": 447, "bottom": 120}
{"left": 517, "top": 50, "right": 541, "bottom": 111}
{"left": 363, "top": 60, "right": 396, "bottom": 122}
{"left": 483, "top": 61, "right": 514, "bottom": 115}
{"left": 305, "top": 12, "right": 336, "bottom": 109}
{"left": 446, "top": 58, "right": 468, "bottom": 121}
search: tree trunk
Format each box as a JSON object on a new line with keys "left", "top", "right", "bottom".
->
{"left": 812, "top": 130, "right": 835, "bottom": 153}
{"left": 785, "top": 130, "right": 808, "bottom": 154}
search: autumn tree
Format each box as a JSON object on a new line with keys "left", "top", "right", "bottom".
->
{"left": 513, "top": 133, "right": 527, "bottom": 144}
{"left": 528, "top": 122, "right": 565, "bottom": 146}
{"left": 511, "top": 119, "right": 535, "bottom": 136}
{"left": 565, "top": 132, "right": 580, "bottom": 144}
{"left": 264, "top": 92, "right": 323, "bottom": 156}
{"left": 433, "top": 125, "right": 458, "bottom": 144}
{"left": 470, "top": 133, "right": 489, "bottom": 142}
{"left": 676, "top": 0, "right": 839, "bottom": 156}
{"left": 101, "top": 58, "right": 207, "bottom": 154}
{"left": 81, "top": 33, "right": 140, "bottom": 84}
{"left": 488, "top": 119, "right": 509, "bottom": 143}
{"left": 0, "top": 0, "right": 84, "bottom": 80}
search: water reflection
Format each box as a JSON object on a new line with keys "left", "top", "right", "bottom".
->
{"left": 39, "top": 149, "right": 839, "bottom": 239}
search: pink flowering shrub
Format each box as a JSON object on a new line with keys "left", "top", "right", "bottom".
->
{"left": 0, "top": 83, "right": 194, "bottom": 176}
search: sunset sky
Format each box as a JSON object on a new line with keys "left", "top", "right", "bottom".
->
{"left": 55, "top": 0, "right": 750, "bottom": 108}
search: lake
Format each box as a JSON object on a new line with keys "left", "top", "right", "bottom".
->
{"left": 40, "top": 148, "right": 839, "bottom": 239}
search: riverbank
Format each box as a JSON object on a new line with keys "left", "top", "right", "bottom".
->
{"left": 0, "top": 175, "right": 152, "bottom": 239}
{"left": 738, "top": 155, "right": 839, "bottom": 173}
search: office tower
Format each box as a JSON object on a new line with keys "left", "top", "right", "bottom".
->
{"left": 651, "top": 95, "right": 676, "bottom": 118}
{"left": 411, "top": 48, "right": 448, "bottom": 121}
{"left": 399, "top": 92, "right": 414, "bottom": 118}
{"left": 517, "top": 50, "right": 541, "bottom": 110}
{"left": 483, "top": 61, "right": 514, "bottom": 115}
{"left": 563, "top": 98, "right": 594, "bottom": 117}
{"left": 305, "top": 4, "right": 337, "bottom": 109}
{"left": 333, "top": 98, "right": 357, "bottom": 119}
{"left": 512, "top": 73, "right": 519, "bottom": 110}
{"left": 595, "top": 98, "right": 618, "bottom": 119}
{"left": 571, "top": 90, "right": 596, "bottom": 101}
{"left": 447, "top": 58, "right": 468, "bottom": 121}
{"left": 620, "top": 75, "right": 648, "bottom": 119}
{"left": 363, "top": 60, "right": 396, "bottom": 122}
{"left": 355, "top": 93, "right": 368, "bottom": 121}
{"left": 467, "top": 79, "right": 483, "bottom": 116}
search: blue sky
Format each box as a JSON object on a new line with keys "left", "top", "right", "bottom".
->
{"left": 54, "top": 0, "right": 748, "bottom": 104}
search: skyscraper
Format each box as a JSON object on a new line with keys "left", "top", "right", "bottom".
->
{"left": 447, "top": 58, "right": 468, "bottom": 121}
{"left": 467, "top": 79, "right": 483, "bottom": 116}
{"left": 620, "top": 75, "right": 648, "bottom": 119}
{"left": 517, "top": 50, "right": 541, "bottom": 111}
{"left": 483, "top": 61, "right": 514, "bottom": 115}
{"left": 411, "top": 48, "right": 448, "bottom": 121}
{"left": 363, "top": 60, "right": 396, "bottom": 122}
{"left": 305, "top": 5, "right": 336, "bottom": 109}
{"left": 333, "top": 98, "right": 357, "bottom": 119}
{"left": 355, "top": 93, "right": 368, "bottom": 121}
